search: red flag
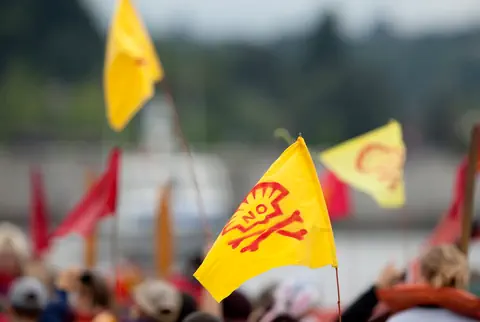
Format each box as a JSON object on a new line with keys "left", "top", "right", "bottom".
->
{"left": 320, "top": 170, "right": 351, "bottom": 221}
{"left": 447, "top": 158, "right": 468, "bottom": 219}
{"left": 52, "top": 148, "right": 120, "bottom": 238}
{"left": 29, "top": 167, "right": 50, "bottom": 259}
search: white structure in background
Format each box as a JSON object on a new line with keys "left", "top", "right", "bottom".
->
{"left": 140, "top": 97, "right": 174, "bottom": 153}
{"left": 48, "top": 96, "right": 234, "bottom": 271}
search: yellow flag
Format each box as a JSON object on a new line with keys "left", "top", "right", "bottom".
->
{"left": 319, "top": 120, "right": 405, "bottom": 208}
{"left": 104, "top": 0, "right": 164, "bottom": 132}
{"left": 194, "top": 137, "right": 337, "bottom": 302}
{"left": 155, "top": 181, "right": 174, "bottom": 278}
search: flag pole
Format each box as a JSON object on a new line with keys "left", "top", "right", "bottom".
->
{"left": 459, "top": 124, "right": 480, "bottom": 255}
{"left": 335, "top": 267, "right": 343, "bottom": 321}
{"left": 160, "top": 80, "right": 212, "bottom": 242}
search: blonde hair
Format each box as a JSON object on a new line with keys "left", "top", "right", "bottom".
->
{"left": 0, "top": 222, "right": 29, "bottom": 259}
{"left": 420, "top": 244, "right": 469, "bottom": 289}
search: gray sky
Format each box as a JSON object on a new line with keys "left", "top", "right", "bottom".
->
{"left": 82, "top": 0, "right": 480, "bottom": 41}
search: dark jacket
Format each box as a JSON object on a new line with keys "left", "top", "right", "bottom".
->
{"left": 40, "top": 289, "right": 73, "bottom": 322}
{"left": 339, "top": 285, "right": 381, "bottom": 322}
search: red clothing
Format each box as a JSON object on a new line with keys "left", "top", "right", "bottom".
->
{"left": 169, "top": 274, "right": 202, "bottom": 303}
{"left": 312, "top": 309, "right": 338, "bottom": 321}
{"left": 0, "top": 313, "right": 8, "bottom": 322}
{"left": 0, "top": 273, "right": 15, "bottom": 298}
{"left": 74, "top": 311, "right": 96, "bottom": 322}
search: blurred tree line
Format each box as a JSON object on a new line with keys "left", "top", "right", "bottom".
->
{"left": 1, "top": 0, "right": 480, "bottom": 148}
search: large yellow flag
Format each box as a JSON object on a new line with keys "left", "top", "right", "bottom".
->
{"left": 194, "top": 137, "right": 337, "bottom": 302}
{"left": 319, "top": 120, "right": 405, "bottom": 208}
{"left": 155, "top": 181, "right": 174, "bottom": 278}
{"left": 104, "top": 0, "right": 164, "bottom": 132}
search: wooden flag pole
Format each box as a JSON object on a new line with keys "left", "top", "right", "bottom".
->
{"left": 160, "top": 80, "right": 212, "bottom": 242}
{"left": 155, "top": 181, "right": 174, "bottom": 278}
{"left": 459, "top": 124, "right": 480, "bottom": 255}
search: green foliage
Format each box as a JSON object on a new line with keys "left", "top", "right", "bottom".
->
{"left": 2, "top": 1, "right": 480, "bottom": 148}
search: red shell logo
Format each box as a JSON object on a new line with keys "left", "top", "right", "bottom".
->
{"left": 222, "top": 182, "right": 307, "bottom": 253}
{"left": 355, "top": 143, "right": 404, "bottom": 190}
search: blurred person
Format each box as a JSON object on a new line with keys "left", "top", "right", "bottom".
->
{"left": 70, "top": 270, "right": 116, "bottom": 322}
{"left": 182, "top": 312, "right": 222, "bottom": 322}
{"left": 0, "top": 223, "right": 29, "bottom": 300}
{"left": 124, "top": 279, "right": 197, "bottom": 322}
{"left": 221, "top": 291, "right": 251, "bottom": 322}
{"left": 37, "top": 267, "right": 77, "bottom": 322}
{"left": 170, "top": 243, "right": 222, "bottom": 319}
{"left": 253, "top": 279, "right": 322, "bottom": 322}
{"left": 24, "top": 262, "right": 55, "bottom": 296}
{"left": 381, "top": 244, "right": 478, "bottom": 321}
{"left": 249, "top": 263, "right": 403, "bottom": 322}
{"left": 252, "top": 285, "right": 275, "bottom": 311}
{"left": 170, "top": 252, "right": 203, "bottom": 304}
{"left": 4, "top": 276, "right": 48, "bottom": 322}
{"left": 247, "top": 286, "right": 276, "bottom": 322}
{"left": 339, "top": 263, "right": 404, "bottom": 322}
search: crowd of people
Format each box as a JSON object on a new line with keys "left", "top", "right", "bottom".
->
{"left": 0, "top": 221, "right": 479, "bottom": 322}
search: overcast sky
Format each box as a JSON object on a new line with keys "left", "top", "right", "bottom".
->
{"left": 82, "top": 0, "right": 480, "bottom": 41}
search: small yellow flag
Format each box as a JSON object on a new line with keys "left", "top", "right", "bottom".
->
{"left": 104, "top": 0, "right": 164, "bottom": 132}
{"left": 319, "top": 120, "right": 405, "bottom": 208}
{"left": 194, "top": 137, "right": 337, "bottom": 302}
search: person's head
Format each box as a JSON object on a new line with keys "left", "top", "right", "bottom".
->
{"left": 7, "top": 277, "right": 48, "bottom": 321}
{"left": 0, "top": 223, "right": 29, "bottom": 277}
{"left": 419, "top": 244, "right": 469, "bottom": 289}
{"left": 73, "top": 270, "right": 112, "bottom": 314}
{"left": 254, "top": 281, "right": 319, "bottom": 322}
{"left": 24, "top": 262, "right": 55, "bottom": 296}
{"left": 269, "top": 315, "right": 297, "bottom": 322}
{"left": 132, "top": 279, "right": 197, "bottom": 322}
{"left": 254, "top": 285, "right": 276, "bottom": 311}
{"left": 182, "top": 312, "right": 222, "bottom": 322}
{"left": 185, "top": 253, "right": 203, "bottom": 281}
{"left": 222, "top": 291, "right": 252, "bottom": 322}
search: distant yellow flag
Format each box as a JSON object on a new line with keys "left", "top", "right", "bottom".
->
{"left": 155, "top": 181, "right": 174, "bottom": 278}
{"left": 194, "top": 137, "right": 337, "bottom": 302}
{"left": 104, "top": 0, "right": 164, "bottom": 132}
{"left": 319, "top": 120, "right": 405, "bottom": 208}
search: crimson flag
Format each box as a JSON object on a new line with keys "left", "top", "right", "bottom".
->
{"left": 320, "top": 170, "right": 351, "bottom": 221}
{"left": 52, "top": 148, "right": 120, "bottom": 238}
{"left": 30, "top": 167, "right": 50, "bottom": 258}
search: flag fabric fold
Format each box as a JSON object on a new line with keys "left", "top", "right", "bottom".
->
{"left": 105, "top": 0, "right": 164, "bottom": 131}
{"left": 320, "top": 120, "right": 405, "bottom": 208}
{"left": 194, "top": 137, "right": 337, "bottom": 302}
{"left": 447, "top": 158, "right": 468, "bottom": 219}
{"left": 155, "top": 181, "right": 174, "bottom": 278}
{"left": 320, "top": 170, "right": 351, "bottom": 221}
{"left": 52, "top": 148, "right": 120, "bottom": 238}
{"left": 29, "top": 167, "right": 50, "bottom": 259}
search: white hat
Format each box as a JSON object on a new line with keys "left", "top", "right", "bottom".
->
{"left": 260, "top": 280, "right": 320, "bottom": 322}
{"left": 8, "top": 277, "right": 48, "bottom": 310}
